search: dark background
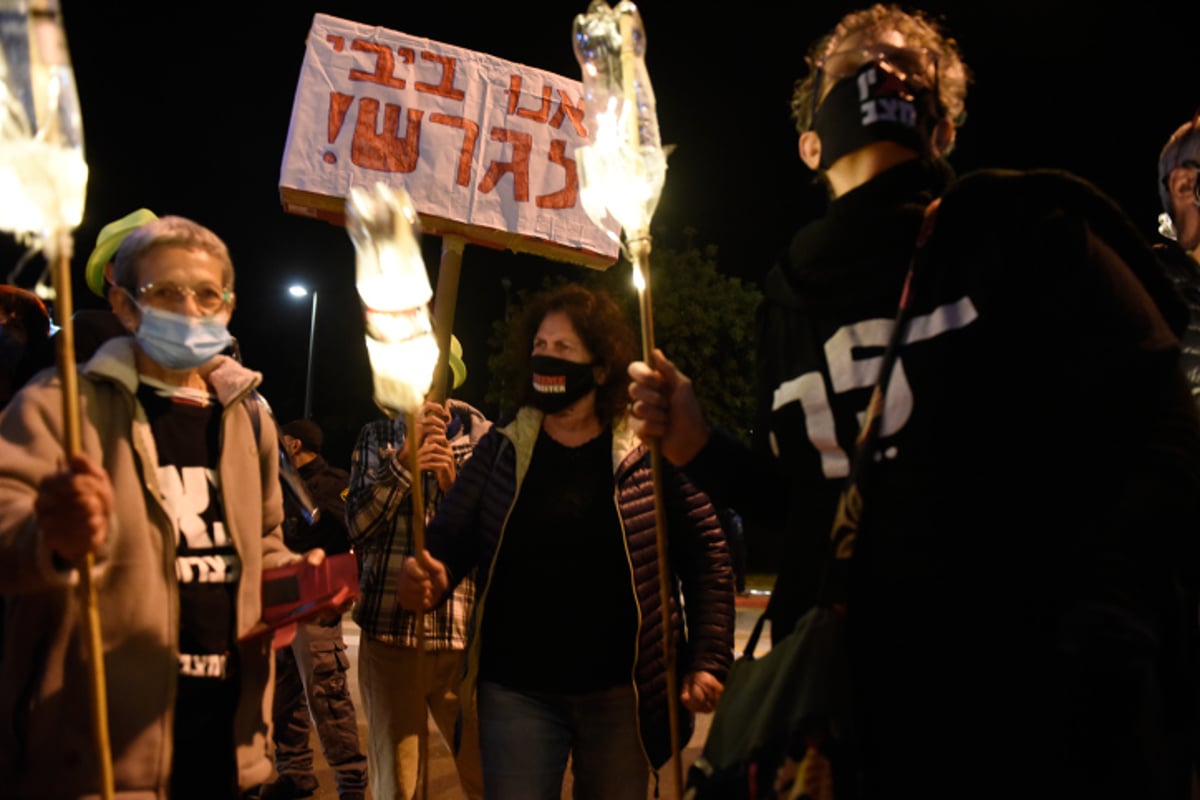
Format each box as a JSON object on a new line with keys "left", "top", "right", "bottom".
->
{"left": 7, "top": 1, "right": 1195, "bottom": 467}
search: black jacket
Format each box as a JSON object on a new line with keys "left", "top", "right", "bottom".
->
{"left": 284, "top": 454, "right": 352, "bottom": 555}
{"left": 685, "top": 161, "right": 1200, "bottom": 798}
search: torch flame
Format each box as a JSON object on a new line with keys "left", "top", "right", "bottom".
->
{"left": 0, "top": 1, "right": 86, "bottom": 242}
{"left": 572, "top": 0, "right": 666, "bottom": 243}
{"left": 346, "top": 183, "right": 439, "bottom": 415}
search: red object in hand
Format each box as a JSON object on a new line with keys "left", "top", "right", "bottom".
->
{"left": 240, "top": 552, "right": 360, "bottom": 648}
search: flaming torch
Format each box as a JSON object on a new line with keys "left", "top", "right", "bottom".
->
{"left": 572, "top": 2, "right": 681, "bottom": 795}
{"left": 0, "top": 2, "right": 107, "bottom": 796}
{"left": 345, "top": 182, "right": 439, "bottom": 799}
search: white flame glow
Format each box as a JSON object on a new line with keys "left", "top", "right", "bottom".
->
{"left": 572, "top": 0, "right": 665, "bottom": 240}
{"left": 347, "top": 183, "right": 439, "bottom": 414}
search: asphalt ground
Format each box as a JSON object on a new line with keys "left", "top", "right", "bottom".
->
{"left": 298, "top": 579, "right": 773, "bottom": 800}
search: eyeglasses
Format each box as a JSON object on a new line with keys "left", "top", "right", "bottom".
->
{"left": 810, "top": 44, "right": 938, "bottom": 127}
{"left": 136, "top": 281, "right": 233, "bottom": 315}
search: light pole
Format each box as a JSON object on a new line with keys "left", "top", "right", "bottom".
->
{"left": 288, "top": 284, "right": 318, "bottom": 419}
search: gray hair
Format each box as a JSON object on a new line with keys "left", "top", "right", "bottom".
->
{"left": 111, "top": 215, "right": 234, "bottom": 293}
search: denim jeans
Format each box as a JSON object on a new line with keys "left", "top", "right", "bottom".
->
{"left": 477, "top": 681, "right": 649, "bottom": 800}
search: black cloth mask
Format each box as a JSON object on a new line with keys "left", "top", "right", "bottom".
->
{"left": 812, "top": 60, "right": 934, "bottom": 170}
{"left": 528, "top": 354, "right": 597, "bottom": 414}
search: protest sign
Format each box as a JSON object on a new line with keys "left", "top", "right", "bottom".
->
{"left": 280, "top": 13, "right": 621, "bottom": 269}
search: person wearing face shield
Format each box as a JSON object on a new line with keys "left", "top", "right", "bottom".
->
{"left": 0, "top": 215, "right": 326, "bottom": 798}
{"left": 1155, "top": 114, "right": 1200, "bottom": 403}
{"left": 628, "top": 4, "right": 1200, "bottom": 798}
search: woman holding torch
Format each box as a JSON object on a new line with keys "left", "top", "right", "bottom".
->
{"left": 397, "top": 284, "right": 734, "bottom": 799}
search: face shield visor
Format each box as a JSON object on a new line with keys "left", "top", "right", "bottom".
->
{"left": 1158, "top": 160, "right": 1200, "bottom": 241}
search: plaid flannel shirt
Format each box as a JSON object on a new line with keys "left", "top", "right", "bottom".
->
{"left": 346, "top": 400, "right": 489, "bottom": 649}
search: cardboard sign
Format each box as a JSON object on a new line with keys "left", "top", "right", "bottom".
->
{"left": 280, "top": 13, "right": 620, "bottom": 269}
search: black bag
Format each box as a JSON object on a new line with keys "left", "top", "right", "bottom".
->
{"left": 686, "top": 604, "right": 850, "bottom": 800}
{"left": 685, "top": 201, "right": 943, "bottom": 800}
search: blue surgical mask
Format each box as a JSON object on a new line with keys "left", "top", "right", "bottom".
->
{"left": 134, "top": 304, "right": 233, "bottom": 370}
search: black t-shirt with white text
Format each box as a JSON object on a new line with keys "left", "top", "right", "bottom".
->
{"left": 137, "top": 380, "right": 241, "bottom": 798}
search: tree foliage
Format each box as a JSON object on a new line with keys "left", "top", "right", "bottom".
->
{"left": 485, "top": 229, "right": 762, "bottom": 442}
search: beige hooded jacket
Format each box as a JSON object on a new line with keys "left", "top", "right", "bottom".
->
{"left": 0, "top": 336, "right": 297, "bottom": 798}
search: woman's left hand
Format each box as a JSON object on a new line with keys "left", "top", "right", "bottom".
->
{"left": 680, "top": 670, "right": 724, "bottom": 713}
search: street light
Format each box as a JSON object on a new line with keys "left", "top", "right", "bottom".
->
{"left": 288, "top": 283, "right": 318, "bottom": 419}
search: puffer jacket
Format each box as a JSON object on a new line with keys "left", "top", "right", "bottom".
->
{"left": 426, "top": 406, "right": 735, "bottom": 770}
{"left": 0, "top": 336, "right": 297, "bottom": 798}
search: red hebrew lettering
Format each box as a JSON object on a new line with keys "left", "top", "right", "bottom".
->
{"left": 416, "top": 53, "right": 466, "bottom": 101}
{"left": 397, "top": 48, "right": 415, "bottom": 66}
{"left": 349, "top": 40, "right": 406, "bottom": 89}
{"left": 551, "top": 90, "right": 587, "bottom": 137}
{"left": 508, "top": 75, "right": 552, "bottom": 122}
{"left": 351, "top": 98, "right": 424, "bottom": 173}
{"left": 536, "top": 140, "right": 577, "bottom": 209}
{"left": 430, "top": 113, "right": 479, "bottom": 187}
{"left": 326, "top": 35, "right": 345, "bottom": 52}
{"left": 328, "top": 92, "right": 353, "bottom": 143}
{"left": 477, "top": 128, "right": 532, "bottom": 201}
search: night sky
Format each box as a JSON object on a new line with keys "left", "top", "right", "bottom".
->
{"left": 5, "top": 1, "right": 1195, "bottom": 465}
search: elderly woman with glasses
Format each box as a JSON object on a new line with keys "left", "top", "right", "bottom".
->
{"left": 0, "top": 215, "right": 322, "bottom": 799}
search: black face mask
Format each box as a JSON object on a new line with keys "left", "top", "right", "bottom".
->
{"left": 528, "top": 354, "right": 597, "bottom": 414}
{"left": 812, "top": 61, "right": 934, "bottom": 170}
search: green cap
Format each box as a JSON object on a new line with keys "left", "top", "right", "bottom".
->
{"left": 448, "top": 334, "right": 467, "bottom": 390}
{"left": 85, "top": 208, "right": 158, "bottom": 297}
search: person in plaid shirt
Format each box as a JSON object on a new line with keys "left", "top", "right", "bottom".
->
{"left": 346, "top": 336, "right": 490, "bottom": 800}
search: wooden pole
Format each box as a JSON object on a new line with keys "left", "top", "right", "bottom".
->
{"left": 429, "top": 235, "right": 464, "bottom": 405}
{"left": 408, "top": 234, "right": 465, "bottom": 799}
{"left": 50, "top": 229, "right": 114, "bottom": 800}
{"left": 620, "top": 10, "right": 682, "bottom": 797}
{"left": 630, "top": 235, "right": 683, "bottom": 799}
{"left": 407, "top": 408, "right": 429, "bottom": 800}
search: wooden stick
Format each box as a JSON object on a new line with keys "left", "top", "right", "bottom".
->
{"left": 407, "top": 234, "right": 465, "bottom": 799}
{"left": 629, "top": 234, "right": 683, "bottom": 799}
{"left": 429, "top": 235, "right": 464, "bottom": 405}
{"left": 50, "top": 229, "right": 114, "bottom": 800}
{"left": 407, "top": 408, "right": 429, "bottom": 800}
{"left": 618, "top": 8, "right": 681, "bottom": 795}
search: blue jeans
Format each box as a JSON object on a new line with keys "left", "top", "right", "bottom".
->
{"left": 477, "top": 681, "right": 649, "bottom": 800}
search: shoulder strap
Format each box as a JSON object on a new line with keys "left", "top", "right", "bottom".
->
{"left": 245, "top": 390, "right": 320, "bottom": 526}
{"left": 817, "top": 197, "right": 943, "bottom": 610}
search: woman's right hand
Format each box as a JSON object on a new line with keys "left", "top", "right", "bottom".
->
{"left": 35, "top": 453, "right": 113, "bottom": 565}
{"left": 397, "top": 550, "right": 449, "bottom": 611}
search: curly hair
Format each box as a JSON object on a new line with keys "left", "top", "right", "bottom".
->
{"left": 510, "top": 284, "right": 637, "bottom": 426}
{"left": 790, "top": 4, "right": 969, "bottom": 135}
